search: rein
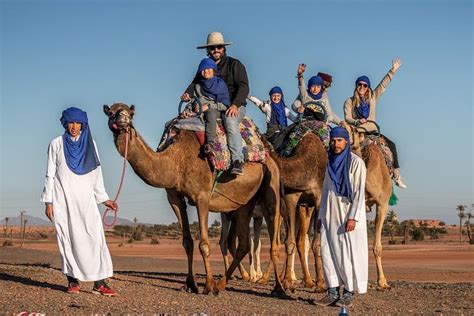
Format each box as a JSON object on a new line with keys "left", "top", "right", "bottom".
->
{"left": 102, "top": 127, "right": 130, "bottom": 227}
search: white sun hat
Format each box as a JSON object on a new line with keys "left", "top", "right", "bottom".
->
{"left": 197, "top": 32, "right": 233, "bottom": 49}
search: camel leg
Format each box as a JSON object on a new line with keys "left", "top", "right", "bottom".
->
{"left": 219, "top": 213, "right": 232, "bottom": 275}
{"left": 195, "top": 197, "right": 217, "bottom": 295}
{"left": 217, "top": 203, "right": 254, "bottom": 291}
{"left": 166, "top": 190, "right": 198, "bottom": 293}
{"left": 374, "top": 203, "right": 391, "bottom": 290}
{"left": 296, "top": 204, "right": 315, "bottom": 288}
{"left": 312, "top": 208, "right": 327, "bottom": 292}
{"left": 282, "top": 193, "right": 299, "bottom": 292}
{"left": 253, "top": 216, "right": 264, "bottom": 281}
{"left": 227, "top": 217, "right": 250, "bottom": 281}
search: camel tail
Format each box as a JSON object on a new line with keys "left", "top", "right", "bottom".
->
{"left": 389, "top": 185, "right": 398, "bottom": 206}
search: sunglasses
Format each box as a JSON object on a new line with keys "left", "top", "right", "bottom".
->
{"left": 209, "top": 45, "right": 224, "bottom": 51}
{"left": 357, "top": 83, "right": 368, "bottom": 88}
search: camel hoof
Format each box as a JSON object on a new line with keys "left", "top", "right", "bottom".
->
{"left": 313, "top": 284, "right": 327, "bottom": 293}
{"left": 376, "top": 283, "right": 391, "bottom": 291}
{"left": 240, "top": 273, "right": 250, "bottom": 282}
{"left": 257, "top": 277, "right": 269, "bottom": 285}
{"left": 216, "top": 277, "right": 227, "bottom": 292}
{"left": 283, "top": 279, "right": 296, "bottom": 293}
{"left": 304, "top": 280, "right": 315, "bottom": 289}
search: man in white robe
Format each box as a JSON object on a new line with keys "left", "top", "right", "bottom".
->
{"left": 41, "top": 107, "right": 118, "bottom": 296}
{"left": 315, "top": 127, "right": 368, "bottom": 308}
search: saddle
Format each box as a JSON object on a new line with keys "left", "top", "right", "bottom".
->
{"left": 157, "top": 116, "right": 267, "bottom": 171}
{"left": 278, "top": 119, "right": 330, "bottom": 157}
{"left": 360, "top": 135, "right": 394, "bottom": 174}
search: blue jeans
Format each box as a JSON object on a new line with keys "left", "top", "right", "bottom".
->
{"left": 222, "top": 106, "right": 246, "bottom": 162}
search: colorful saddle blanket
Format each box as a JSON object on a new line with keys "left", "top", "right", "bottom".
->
{"left": 279, "top": 120, "right": 330, "bottom": 157}
{"left": 361, "top": 135, "right": 394, "bottom": 173}
{"left": 157, "top": 116, "right": 267, "bottom": 171}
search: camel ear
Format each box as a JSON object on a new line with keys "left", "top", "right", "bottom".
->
{"left": 103, "top": 105, "right": 111, "bottom": 116}
{"left": 130, "top": 104, "right": 135, "bottom": 116}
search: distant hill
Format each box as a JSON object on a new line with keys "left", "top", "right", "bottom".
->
{"left": 0, "top": 213, "right": 150, "bottom": 227}
{"left": 0, "top": 215, "right": 53, "bottom": 227}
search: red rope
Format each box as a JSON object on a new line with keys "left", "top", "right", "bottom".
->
{"left": 103, "top": 128, "right": 129, "bottom": 227}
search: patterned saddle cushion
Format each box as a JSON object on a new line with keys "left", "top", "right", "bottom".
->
{"left": 279, "top": 120, "right": 330, "bottom": 157}
{"left": 361, "top": 135, "right": 394, "bottom": 173}
{"left": 157, "top": 116, "right": 267, "bottom": 171}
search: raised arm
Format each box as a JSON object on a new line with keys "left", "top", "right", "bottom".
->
{"left": 373, "top": 58, "right": 402, "bottom": 100}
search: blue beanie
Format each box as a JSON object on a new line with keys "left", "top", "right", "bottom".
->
{"left": 356, "top": 75, "right": 371, "bottom": 88}
{"left": 308, "top": 75, "right": 324, "bottom": 88}
{"left": 268, "top": 86, "right": 283, "bottom": 96}
{"left": 330, "top": 126, "right": 350, "bottom": 142}
{"left": 198, "top": 58, "right": 218, "bottom": 73}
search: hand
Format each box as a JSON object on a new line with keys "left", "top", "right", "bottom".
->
{"left": 392, "top": 58, "right": 402, "bottom": 72}
{"left": 359, "top": 118, "right": 368, "bottom": 124}
{"left": 225, "top": 104, "right": 239, "bottom": 117}
{"left": 345, "top": 219, "right": 356, "bottom": 232}
{"left": 103, "top": 200, "right": 118, "bottom": 211}
{"left": 181, "top": 110, "right": 192, "bottom": 118}
{"left": 200, "top": 104, "right": 209, "bottom": 112}
{"left": 45, "top": 204, "right": 54, "bottom": 222}
{"left": 297, "top": 63, "right": 306, "bottom": 76}
{"left": 297, "top": 106, "right": 305, "bottom": 114}
{"left": 181, "top": 93, "right": 191, "bottom": 102}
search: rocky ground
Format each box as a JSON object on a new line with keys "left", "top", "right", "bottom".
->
{"left": 1, "top": 257, "right": 473, "bottom": 314}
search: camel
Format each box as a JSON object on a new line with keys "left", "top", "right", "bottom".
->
{"left": 219, "top": 206, "right": 264, "bottom": 283}
{"left": 221, "top": 132, "right": 328, "bottom": 292}
{"left": 103, "top": 102, "right": 284, "bottom": 295}
{"left": 349, "top": 126, "right": 392, "bottom": 289}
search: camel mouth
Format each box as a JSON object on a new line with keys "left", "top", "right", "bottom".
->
{"left": 109, "top": 120, "right": 130, "bottom": 133}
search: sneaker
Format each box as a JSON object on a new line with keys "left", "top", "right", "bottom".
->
{"left": 230, "top": 160, "right": 244, "bottom": 175}
{"left": 336, "top": 293, "right": 354, "bottom": 308}
{"left": 92, "top": 284, "right": 117, "bottom": 296}
{"left": 314, "top": 293, "right": 339, "bottom": 306}
{"left": 394, "top": 176, "right": 407, "bottom": 189}
{"left": 67, "top": 282, "right": 80, "bottom": 294}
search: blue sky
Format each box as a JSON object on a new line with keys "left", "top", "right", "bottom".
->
{"left": 1, "top": 0, "right": 472, "bottom": 225}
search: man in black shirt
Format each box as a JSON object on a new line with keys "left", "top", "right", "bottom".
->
{"left": 181, "top": 32, "right": 249, "bottom": 175}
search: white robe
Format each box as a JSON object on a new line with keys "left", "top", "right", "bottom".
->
{"left": 319, "top": 153, "right": 368, "bottom": 293}
{"left": 41, "top": 136, "right": 113, "bottom": 281}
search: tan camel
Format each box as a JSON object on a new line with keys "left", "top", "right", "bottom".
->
{"left": 349, "top": 127, "right": 392, "bottom": 289}
{"left": 103, "top": 103, "right": 284, "bottom": 295}
{"left": 250, "top": 132, "right": 328, "bottom": 292}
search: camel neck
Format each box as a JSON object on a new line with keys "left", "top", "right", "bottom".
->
{"left": 115, "top": 129, "right": 177, "bottom": 188}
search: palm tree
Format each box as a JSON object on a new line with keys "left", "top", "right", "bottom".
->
{"left": 4, "top": 217, "right": 9, "bottom": 238}
{"left": 456, "top": 205, "right": 467, "bottom": 244}
{"left": 465, "top": 207, "right": 473, "bottom": 244}
{"left": 386, "top": 210, "right": 398, "bottom": 243}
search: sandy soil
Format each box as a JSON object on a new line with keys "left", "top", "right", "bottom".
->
{"left": 1, "top": 229, "right": 473, "bottom": 314}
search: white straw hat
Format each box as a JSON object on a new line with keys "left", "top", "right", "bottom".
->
{"left": 197, "top": 32, "right": 232, "bottom": 49}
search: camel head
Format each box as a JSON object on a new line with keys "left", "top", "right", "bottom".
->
{"left": 103, "top": 103, "right": 135, "bottom": 134}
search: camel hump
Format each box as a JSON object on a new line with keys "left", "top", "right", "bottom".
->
{"left": 278, "top": 120, "right": 330, "bottom": 157}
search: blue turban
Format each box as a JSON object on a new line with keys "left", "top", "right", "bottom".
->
{"left": 307, "top": 76, "right": 324, "bottom": 100}
{"left": 198, "top": 58, "right": 218, "bottom": 73}
{"left": 60, "top": 107, "right": 100, "bottom": 175}
{"left": 328, "top": 127, "right": 352, "bottom": 202}
{"left": 268, "top": 86, "right": 287, "bottom": 127}
{"left": 356, "top": 75, "right": 371, "bottom": 89}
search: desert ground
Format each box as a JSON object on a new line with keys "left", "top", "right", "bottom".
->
{"left": 1, "top": 226, "right": 473, "bottom": 314}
